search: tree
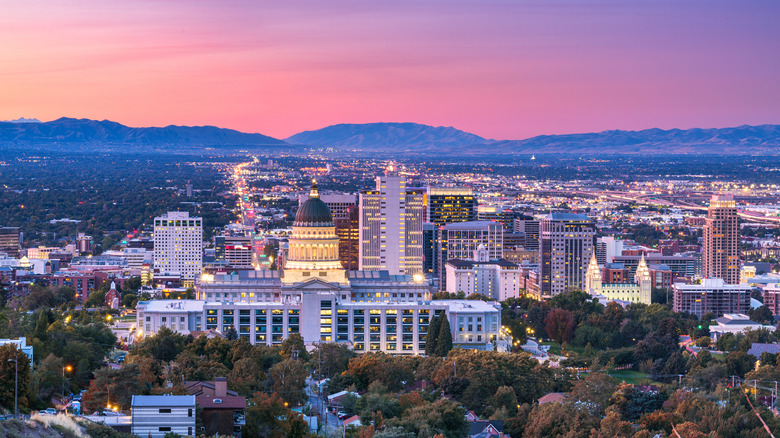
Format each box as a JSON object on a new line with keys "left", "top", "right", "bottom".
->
{"left": 725, "top": 351, "right": 756, "bottom": 378}
{"left": 310, "top": 343, "right": 355, "bottom": 379}
{"left": 82, "top": 364, "right": 144, "bottom": 412}
{"left": 425, "top": 313, "right": 440, "bottom": 356}
{"left": 749, "top": 306, "right": 774, "bottom": 325}
{"left": 280, "top": 333, "right": 310, "bottom": 362}
{"left": 243, "top": 392, "right": 310, "bottom": 438}
{"left": 225, "top": 326, "right": 239, "bottom": 341}
{"left": 568, "top": 372, "right": 617, "bottom": 416}
{"left": 130, "top": 326, "right": 189, "bottom": 362}
{"left": 268, "top": 358, "right": 308, "bottom": 406}
{"left": 389, "top": 398, "right": 468, "bottom": 438}
{"left": 544, "top": 308, "right": 575, "bottom": 346}
{"left": 32, "top": 354, "right": 65, "bottom": 403}
{"left": 433, "top": 316, "right": 453, "bottom": 357}
{"left": 590, "top": 408, "right": 635, "bottom": 438}
{"left": 0, "top": 344, "right": 32, "bottom": 412}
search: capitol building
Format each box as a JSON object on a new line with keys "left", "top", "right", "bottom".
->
{"left": 138, "top": 182, "right": 503, "bottom": 354}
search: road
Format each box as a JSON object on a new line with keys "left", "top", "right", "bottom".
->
{"left": 305, "top": 378, "right": 341, "bottom": 433}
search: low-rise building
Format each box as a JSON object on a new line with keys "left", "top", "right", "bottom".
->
{"left": 709, "top": 314, "right": 775, "bottom": 341}
{"left": 131, "top": 395, "right": 196, "bottom": 438}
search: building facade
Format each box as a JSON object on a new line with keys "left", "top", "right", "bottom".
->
{"left": 335, "top": 205, "right": 360, "bottom": 270}
{"left": 358, "top": 176, "right": 424, "bottom": 276}
{"left": 444, "top": 245, "right": 521, "bottom": 301}
{"left": 703, "top": 195, "right": 739, "bottom": 284}
{"left": 0, "top": 227, "right": 21, "bottom": 258}
{"left": 585, "top": 254, "right": 651, "bottom": 304}
{"left": 426, "top": 187, "right": 475, "bottom": 226}
{"left": 131, "top": 395, "right": 196, "bottom": 438}
{"left": 672, "top": 278, "right": 752, "bottom": 318}
{"left": 153, "top": 212, "right": 203, "bottom": 287}
{"left": 538, "top": 213, "right": 595, "bottom": 299}
{"left": 437, "top": 221, "right": 503, "bottom": 290}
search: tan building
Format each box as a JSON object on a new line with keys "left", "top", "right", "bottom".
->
{"left": 703, "top": 195, "right": 739, "bottom": 284}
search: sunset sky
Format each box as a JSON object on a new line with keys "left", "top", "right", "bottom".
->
{"left": 1, "top": 0, "right": 778, "bottom": 140}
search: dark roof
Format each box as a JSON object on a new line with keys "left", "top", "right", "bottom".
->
{"left": 747, "top": 343, "right": 780, "bottom": 358}
{"left": 196, "top": 395, "right": 246, "bottom": 409}
{"left": 468, "top": 420, "right": 503, "bottom": 437}
{"left": 294, "top": 182, "right": 333, "bottom": 226}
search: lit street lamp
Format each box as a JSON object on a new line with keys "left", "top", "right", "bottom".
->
{"left": 62, "top": 365, "right": 73, "bottom": 400}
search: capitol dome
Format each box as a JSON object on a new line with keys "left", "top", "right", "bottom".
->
{"left": 294, "top": 180, "right": 333, "bottom": 227}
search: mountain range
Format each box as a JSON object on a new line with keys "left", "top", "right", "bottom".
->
{"left": 0, "top": 117, "right": 284, "bottom": 148}
{"left": 2, "top": 117, "right": 779, "bottom": 154}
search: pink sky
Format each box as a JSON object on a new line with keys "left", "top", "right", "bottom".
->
{"left": 1, "top": 0, "right": 778, "bottom": 140}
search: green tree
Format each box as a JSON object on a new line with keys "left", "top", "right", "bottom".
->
{"left": 389, "top": 398, "right": 468, "bottom": 438}
{"left": 425, "top": 313, "right": 440, "bottom": 356}
{"left": 82, "top": 364, "right": 144, "bottom": 412}
{"left": 280, "top": 333, "right": 310, "bottom": 362}
{"left": 0, "top": 344, "right": 32, "bottom": 412}
{"left": 434, "top": 316, "right": 453, "bottom": 357}
{"left": 243, "top": 392, "right": 311, "bottom": 438}
{"left": 268, "top": 358, "right": 308, "bottom": 406}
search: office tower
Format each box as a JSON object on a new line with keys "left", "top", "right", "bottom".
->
{"left": 427, "top": 187, "right": 475, "bottom": 226}
{"left": 513, "top": 216, "right": 540, "bottom": 251}
{"left": 438, "top": 221, "right": 503, "bottom": 290}
{"left": 503, "top": 232, "right": 525, "bottom": 252}
{"left": 0, "top": 227, "right": 21, "bottom": 258}
{"left": 185, "top": 181, "right": 193, "bottom": 197}
{"left": 423, "top": 223, "right": 437, "bottom": 274}
{"left": 298, "top": 193, "right": 357, "bottom": 221}
{"left": 538, "top": 213, "right": 595, "bottom": 298}
{"left": 335, "top": 205, "right": 360, "bottom": 270}
{"left": 153, "top": 211, "right": 203, "bottom": 286}
{"left": 703, "top": 195, "right": 739, "bottom": 284}
{"left": 359, "top": 175, "right": 424, "bottom": 276}
{"left": 445, "top": 244, "right": 521, "bottom": 301}
{"left": 477, "top": 205, "right": 514, "bottom": 229}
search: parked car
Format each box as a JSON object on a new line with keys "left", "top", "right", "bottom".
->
{"left": 39, "top": 408, "right": 57, "bottom": 415}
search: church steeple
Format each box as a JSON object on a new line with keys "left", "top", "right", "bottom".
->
{"left": 586, "top": 252, "right": 602, "bottom": 294}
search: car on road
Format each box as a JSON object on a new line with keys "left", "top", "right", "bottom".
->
{"left": 39, "top": 408, "right": 57, "bottom": 415}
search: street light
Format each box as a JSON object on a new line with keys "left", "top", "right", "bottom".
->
{"left": 62, "top": 365, "right": 73, "bottom": 400}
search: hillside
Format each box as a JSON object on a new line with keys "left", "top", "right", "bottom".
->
{"left": 285, "top": 122, "right": 489, "bottom": 151}
{"left": 0, "top": 117, "right": 286, "bottom": 148}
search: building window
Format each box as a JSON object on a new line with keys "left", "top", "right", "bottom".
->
{"left": 159, "top": 409, "right": 171, "bottom": 414}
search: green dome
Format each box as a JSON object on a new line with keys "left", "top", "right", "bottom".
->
{"left": 294, "top": 180, "right": 334, "bottom": 226}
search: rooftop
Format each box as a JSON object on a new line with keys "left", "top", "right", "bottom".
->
{"left": 131, "top": 395, "right": 195, "bottom": 407}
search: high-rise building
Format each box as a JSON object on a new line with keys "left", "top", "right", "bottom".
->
{"left": 437, "top": 221, "right": 503, "bottom": 290}
{"left": 538, "top": 213, "right": 595, "bottom": 299}
{"left": 335, "top": 205, "right": 360, "bottom": 270}
{"left": 423, "top": 223, "right": 437, "bottom": 275}
{"left": 153, "top": 211, "right": 203, "bottom": 287}
{"left": 298, "top": 193, "right": 357, "bottom": 221}
{"left": 703, "top": 195, "right": 739, "bottom": 284}
{"left": 359, "top": 175, "right": 424, "bottom": 276}
{"left": 427, "top": 187, "right": 475, "bottom": 226}
{"left": 513, "top": 217, "right": 540, "bottom": 251}
{"left": 477, "top": 205, "right": 514, "bottom": 229}
{"left": 0, "top": 227, "right": 21, "bottom": 258}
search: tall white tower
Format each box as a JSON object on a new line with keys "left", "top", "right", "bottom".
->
{"left": 635, "top": 254, "right": 652, "bottom": 304}
{"left": 359, "top": 174, "right": 424, "bottom": 276}
{"left": 153, "top": 211, "right": 203, "bottom": 287}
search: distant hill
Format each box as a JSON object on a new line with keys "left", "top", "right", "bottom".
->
{"left": 0, "top": 117, "right": 286, "bottom": 148}
{"left": 2, "top": 117, "right": 41, "bottom": 123}
{"left": 286, "top": 122, "right": 489, "bottom": 151}
{"left": 485, "top": 124, "right": 780, "bottom": 154}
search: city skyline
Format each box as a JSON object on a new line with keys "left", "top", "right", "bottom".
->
{"left": 2, "top": 1, "right": 779, "bottom": 140}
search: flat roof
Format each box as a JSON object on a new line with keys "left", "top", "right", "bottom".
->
{"left": 132, "top": 395, "right": 195, "bottom": 407}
